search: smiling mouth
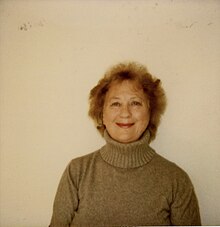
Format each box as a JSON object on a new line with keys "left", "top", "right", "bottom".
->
{"left": 116, "top": 123, "right": 135, "bottom": 129}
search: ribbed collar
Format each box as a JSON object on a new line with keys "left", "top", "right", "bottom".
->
{"left": 100, "top": 130, "right": 155, "bottom": 168}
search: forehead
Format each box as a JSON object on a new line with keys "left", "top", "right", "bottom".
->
{"left": 106, "top": 80, "right": 145, "bottom": 98}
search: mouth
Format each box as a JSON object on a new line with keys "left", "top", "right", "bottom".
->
{"left": 116, "top": 123, "right": 135, "bottom": 129}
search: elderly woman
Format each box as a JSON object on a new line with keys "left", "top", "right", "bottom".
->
{"left": 49, "top": 62, "right": 201, "bottom": 226}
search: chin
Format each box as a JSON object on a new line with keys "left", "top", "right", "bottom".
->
{"left": 116, "top": 136, "right": 137, "bottom": 144}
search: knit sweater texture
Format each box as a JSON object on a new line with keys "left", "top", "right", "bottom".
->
{"left": 50, "top": 130, "right": 201, "bottom": 226}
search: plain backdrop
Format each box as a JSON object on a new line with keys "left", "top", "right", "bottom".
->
{"left": 0, "top": 0, "right": 220, "bottom": 226}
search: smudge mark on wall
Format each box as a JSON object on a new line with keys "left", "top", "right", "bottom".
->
{"left": 19, "top": 19, "right": 45, "bottom": 31}
{"left": 20, "top": 22, "right": 31, "bottom": 31}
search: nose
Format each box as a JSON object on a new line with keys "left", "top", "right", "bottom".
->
{"left": 119, "top": 104, "right": 131, "bottom": 118}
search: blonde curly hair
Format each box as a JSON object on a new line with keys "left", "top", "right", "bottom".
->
{"left": 88, "top": 61, "right": 167, "bottom": 142}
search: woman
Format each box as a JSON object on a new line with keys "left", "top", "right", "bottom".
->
{"left": 49, "top": 62, "right": 201, "bottom": 226}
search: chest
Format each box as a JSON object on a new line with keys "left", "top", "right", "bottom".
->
{"left": 72, "top": 163, "right": 172, "bottom": 226}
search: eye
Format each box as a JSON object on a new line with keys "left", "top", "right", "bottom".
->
{"left": 110, "top": 102, "right": 121, "bottom": 107}
{"left": 131, "top": 101, "right": 142, "bottom": 106}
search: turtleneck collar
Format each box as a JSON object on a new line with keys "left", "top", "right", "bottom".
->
{"left": 100, "top": 130, "right": 155, "bottom": 168}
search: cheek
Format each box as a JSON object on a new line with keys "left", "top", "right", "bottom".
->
{"left": 134, "top": 108, "right": 149, "bottom": 119}
{"left": 103, "top": 108, "right": 116, "bottom": 125}
{"left": 134, "top": 110, "right": 150, "bottom": 126}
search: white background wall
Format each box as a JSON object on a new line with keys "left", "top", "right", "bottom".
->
{"left": 0, "top": 0, "right": 220, "bottom": 226}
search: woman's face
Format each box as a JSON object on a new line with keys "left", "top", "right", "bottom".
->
{"left": 103, "top": 80, "right": 150, "bottom": 143}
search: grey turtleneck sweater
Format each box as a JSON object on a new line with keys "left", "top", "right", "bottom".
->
{"left": 50, "top": 131, "right": 201, "bottom": 226}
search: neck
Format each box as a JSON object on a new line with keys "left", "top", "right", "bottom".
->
{"left": 100, "top": 130, "right": 155, "bottom": 168}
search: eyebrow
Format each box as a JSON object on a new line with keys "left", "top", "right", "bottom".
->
{"left": 109, "top": 96, "right": 144, "bottom": 101}
{"left": 109, "top": 97, "right": 120, "bottom": 100}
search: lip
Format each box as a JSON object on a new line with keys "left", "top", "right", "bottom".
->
{"left": 116, "top": 123, "right": 135, "bottom": 129}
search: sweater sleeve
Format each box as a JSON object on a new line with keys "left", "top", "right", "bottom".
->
{"left": 170, "top": 169, "right": 201, "bottom": 226}
{"left": 49, "top": 161, "right": 79, "bottom": 227}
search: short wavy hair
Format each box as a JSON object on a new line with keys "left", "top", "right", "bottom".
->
{"left": 88, "top": 61, "right": 167, "bottom": 142}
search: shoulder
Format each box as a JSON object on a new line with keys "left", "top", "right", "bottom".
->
{"left": 150, "top": 153, "right": 196, "bottom": 205}
{"left": 68, "top": 150, "right": 101, "bottom": 171}
{"left": 59, "top": 150, "right": 100, "bottom": 187}
{"left": 151, "top": 153, "right": 193, "bottom": 187}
